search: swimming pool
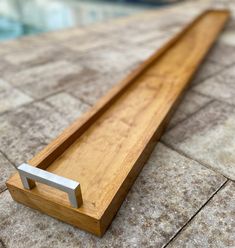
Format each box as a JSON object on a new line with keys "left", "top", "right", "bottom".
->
{"left": 0, "top": 0, "right": 173, "bottom": 41}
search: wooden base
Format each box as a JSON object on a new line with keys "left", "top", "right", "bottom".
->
{"left": 7, "top": 10, "right": 230, "bottom": 236}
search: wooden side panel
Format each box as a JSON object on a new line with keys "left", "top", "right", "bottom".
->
{"left": 7, "top": 182, "right": 102, "bottom": 236}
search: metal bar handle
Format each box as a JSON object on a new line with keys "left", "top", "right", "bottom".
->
{"left": 18, "top": 163, "right": 83, "bottom": 208}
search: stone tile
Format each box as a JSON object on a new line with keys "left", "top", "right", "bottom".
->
{"left": 45, "top": 92, "right": 90, "bottom": 123}
{"left": 86, "top": 19, "right": 129, "bottom": 35}
{"left": 3, "top": 45, "right": 74, "bottom": 69}
{"left": 68, "top": 71, "right": 130, "bottom": 105}
{"left": 168, "top": 91, "right": 211, "bottom": 129}
{"left": 62, "top": 34, "right": 111, "bottom": 53}
{"left": 69, "top": 46, "right": 143, "bottom": 94}
{"left": 112, "top": 42, "right": 155, "bottom": 62}
{"left": 0, "top": 58, "right": 15, "bottom": 77}
{"left": 0, "top": 144, "right": 225, "bottom": 248}
{"left": 68, "top": 75, "right": 113, "bottom": 105}
{"left": 191, "top": 60, "right": 224, "bottom": 86}
{"left": 220, "top": 31, "right": 235, "bottom": 47}
{"left": 167, "top": 181, "right": 235, "bottom": 248}
{"left": 162, "top": 101, "right": 235, "bottom": 180}
{"left": 45, "top": 28, "right": 87, "bottom": 42}
{"left": 4, "top": 60, "right": 89, "bottom": 99}
{"left": 0, "top": 102, "right": 69, "bottom": 165}
{"left": 19, "top": 33, "right": 57, "bottom": 47}
{"left": 207, "top": 43, "right": 235, "bottom": 66}
{"left": 193, "top": 65, "right": 235, "bottom": 105}
{"left": 69, "top": 45, "right": 141, "bottom": 75}
{"left": 145, "top": 35, "right": 172, "bottom": 51}
{"left": 119, "top": 29, "right": 167, "bottom": 45}
{"left": 109, "top": 15, "right": 185, "bottom": 45}
{"left": 0, "top": 152, "right": 16, "bottom": 192}
{"left": 0, "top": 80, "right": 32, "bottom": 113}
{"left": 0, "top": 35, "right": 53, "bottom": 56}
{"left": 0, "top": 238, "right": 6, "bottom": 248}
{"left": 0, "top": 40, "right": 26, "bottom": 56}
{"left": 0, "top": 79, "right": 12, "bottom": 92}
{"left": 225, "top": 19, "right": 235, "bottom": 30}
{"left": 129, "top": 12, "right": 190, "bottom": 33}
{"left": 171, "top": 5, "right": 207, "bottom": 19}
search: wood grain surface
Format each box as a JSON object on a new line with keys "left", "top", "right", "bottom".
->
{"left": 7, "top": 10, "right": 230, "bottom": 236}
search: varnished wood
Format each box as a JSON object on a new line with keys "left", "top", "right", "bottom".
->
{"left": 7, "top": 10, "right": 230, "bottom": 236}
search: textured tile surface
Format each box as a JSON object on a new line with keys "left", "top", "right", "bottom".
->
{"left": 62, "top": 32, "right": 112, "bottom": 52}
{"left": 167, "top": 181, "right": 235, "bottom": 248}
{"left": 218, "top": 19, "right": 235, "bottom": 47}
{"left": 0, "top": 35, "right": 57, "bottom": 57}
{"left": 117, "top": 28, "right": 167, "bottom": 45}
{"left": 0, "top": 102, "right": 69, "bottom": 165}
{"left": 220, "top": 30, "right": 235, "bottom": 47}
{"left": 0, "top": 95, "right": 90, "bottom": 166}
{"left": 168, "top": 91, "right": 211, "bottom": 129}
{"left": 0, "top": 80, "right": 32, "bottom": 113}
{"left": 0, "top": 58, "right": 15, "bottom": 77}
{"left": 3, "top": 45, "right": 74, "bottom": 69}
{"left": 194, "top": 65, "right": 235, "bottom": 105}
{"left": 207, "top": 43, "right": 235, "bottom": 66}
{"left": 191, "top": 60, "right": 224, "bottom": 86}
{"left": 0, "top": 144, "right": 225, "bottom": 248}
{"left": 45, "top": 92, "right": 90, "bottom": 123}
{"left": 0, "top": 152, "right": 15, "bottom": 192}
{"left": 45, "top": 28, "right": 87, "bottom": 42}
{"left": 69, "top": 45, "right": 142, "bottom": 75}
{"left": 145, "top": 35, "right": 172, "bottom": 51}
{"left": 69, "top": 72, "right": 130, "bottom": 105}
{"left": 163, "top": 101, "right": 235, "bottom": 180}
{"left": 4, "top": 61, "right": 84, "bottom": 99}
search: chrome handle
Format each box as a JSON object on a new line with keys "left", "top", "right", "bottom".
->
{"left": 18, "top": 163, "right": 83, "bottom": 208}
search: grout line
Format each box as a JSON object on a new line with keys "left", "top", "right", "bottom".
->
{"left": 190, "top": 89, "right": 214, "bottom": 99}
{"left": 189, "top": 69, "right": 222, "bottom": 88}
{"left": 190, "top": 59, "right": 235, "bottom": 89}
{"left": 44, "top": 93, "right": 91, "bottom": 120}
{"left": 212, "top": 98, "right": 235, "bottom": 109}
{"left": 0, "top": 89, "right": 66, "bottom": 118}
{"left": 208, "top": 59, "right": 224, "bottom": 66}
{"left": 190, "top": 89, "right": 218, "bottom": 100}
{"left": 191, "top": 89, "right": 235, "bottom": 109}
{"left": 0, "top": 239, "right": 7, "bottom": 248}
{"left": 66, "top": 91, "right": 92, "bottom": 106}
{"left": 160, "top": 140, "right": 231, "bottom": 181}
{"left": 64, "top": 89, "right": 93, "bottom": 107}
{"left": 0, "top": 67, "right": 103, "bottom": 118}
{"left": 0, "top": 188, "right": 8, "bottom": 195}
{"left": 163, "top": 179, "right": 229, "bottom": 248}
{"left": 166, "top": 99, "right": 215, "bottom": 132}
{"left": 68, "top": 92, "right": 93, "bottom": 107}
{"left": 0, "top": 27, "right": 100, "bottom": 58}
{"left": 0, "top": 151, "right": 17, "bottom": 171}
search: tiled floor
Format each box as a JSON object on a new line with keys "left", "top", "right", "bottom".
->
{"left": 0, "top": 0, "right": 235, "bottom": 247}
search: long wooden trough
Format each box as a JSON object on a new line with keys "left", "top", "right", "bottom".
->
{"left": 7, "top": 10, "right": 229, "bottom": 236}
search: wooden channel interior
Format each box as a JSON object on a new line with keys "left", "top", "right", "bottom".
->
{"left": 9, "top": 10, "right": 229, "bottom": 220}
